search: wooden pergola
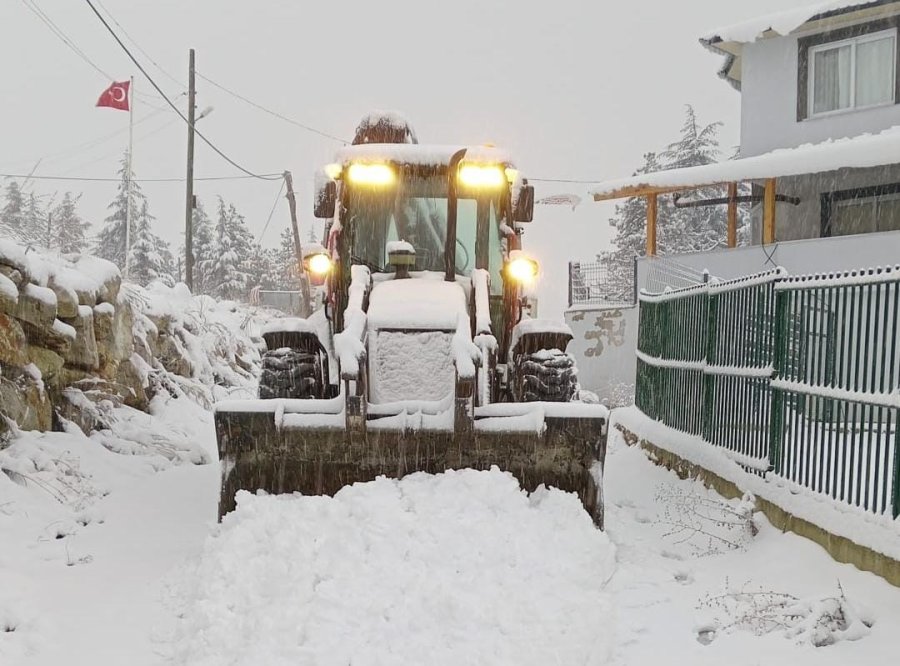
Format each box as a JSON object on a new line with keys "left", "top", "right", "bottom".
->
{"left": 592, "top": 178, "right": 779, "bottom": 256}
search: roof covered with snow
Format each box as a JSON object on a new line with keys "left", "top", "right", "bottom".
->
{"left": 334, "top": 143, "right": 513, "bottom": 168}
{"left": 592, "top": 124, "right": 900, "bottom": 200}
{"left": 701, "top": 1, "right": 900, "bottom": 88}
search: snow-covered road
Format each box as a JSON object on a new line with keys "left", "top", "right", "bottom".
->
{"left": 3, "top": 402, "right": 900, "bottom": 665}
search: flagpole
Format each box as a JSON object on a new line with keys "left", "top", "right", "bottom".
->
{"left": 124, "top": 75, "right": 134, "bottom": 279}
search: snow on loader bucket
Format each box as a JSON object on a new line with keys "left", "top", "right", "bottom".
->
{"left": 215, "top": 117, "right": 607, "bottom": 526}
{"left": 215, "top": 395, "right": 607, "bottom": 526}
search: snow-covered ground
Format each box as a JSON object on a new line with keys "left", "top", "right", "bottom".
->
{"left": 3, "top": 404, "right": 900, "bottom": 665}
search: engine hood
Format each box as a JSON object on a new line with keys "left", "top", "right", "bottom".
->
{"left": 367, "top": 277, "right": 468, "bottom": 331}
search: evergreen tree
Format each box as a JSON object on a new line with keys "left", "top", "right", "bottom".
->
{"left": 94, "top": 152, "right": 144, "bottom": 269}
{"left": 608, "top": 105, "right": 750, "bottom": 275}
{"left": 153, "top": 234, "right": 177, "bottom": 286}
{"left": 658, "top": 105, "right": 727, "bottom": 254}
{"left": 52, "top": 192, "right": 91, "bottom": 253}
{"left": 1, "top": 180, "right": 27, "bottom": 242}
{"left": 190, "top": 199, "right": 215, "bottom": 294}
{"left": 205, "top": 196, "right": 249, "bottom": 299}
{"left": 22, "top": 193, "right": 47, "bottom": 247}
{"left": 274, "top": 226, "right": 300, "bottom": 290}
{"left": 127, "top": 201, "right": 165, "bottom": 286}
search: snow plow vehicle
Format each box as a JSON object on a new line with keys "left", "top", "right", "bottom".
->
{"left": 214, "top": 114, "right": 608, "bottom": 526}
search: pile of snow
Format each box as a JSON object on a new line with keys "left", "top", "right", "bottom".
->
{"left": 172, "top": 468, "right": 616, "bottom": 665}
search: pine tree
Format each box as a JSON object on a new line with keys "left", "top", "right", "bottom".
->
{"left": 189, "top": 199, "right": 215, "bottom": 294}
{"left": 608, "top": 105, "right": 749, "bottom": 275}
{"left": 127, "top": 201, "right": 165, "bottom": 286}
{"left": 1, "top": 180, "right": 27, "bottom": 242}
{"left": 658, "top": 105, "right": 727, "bottom": 254}
{"left": 153, "top": 234, "right": 177, "bottom": 286}
{"left": 274, "top": 226, "right": 300, "bottom": 290}
{"left": 94, "top": 152, "right": 145, "bottom": 269}
{"left": 205, "top": 196, "right": 249, "bottom": 300}
{"left": 52, "top": 192, "right": 91, "bottom": 253}
{"left": 20, "top": 193, "right": 48, "bottom": 247}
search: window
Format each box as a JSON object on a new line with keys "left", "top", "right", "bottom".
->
{"left": 821, "top": 183, "right": 900, "bottom": 237}
{"left": 808, "top": 29, "right": 897, "bottom": 117}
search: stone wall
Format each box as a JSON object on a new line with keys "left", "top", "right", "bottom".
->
{"left": 0, "top": 242, "right": 219, "bottom": 438}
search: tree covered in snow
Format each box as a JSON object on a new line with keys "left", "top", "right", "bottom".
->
{"left": 23, "top": 193, "right": 47, "bottom": 247}
{"left": 51, "top": 192, "right": 91, "bottom": 254}
{"left": 185, "top": 199, "right": 216, "bottom": 294}
{"left": 606, "top": 106, "right": 750, "bottom": 295}
{"left": 127, "top": 201, "right": 166, "bottom": 286}
{"left": 1, "top": 180, "right": 28, "bottom": 243}
{"left": 94, "top": 152, "right": 144, "bottom": 269}
{"left": 204, "top": 196, "right": 251, "bottom": 300}
{"left": 272, "top": 226, "right": 300, "bottom": 290}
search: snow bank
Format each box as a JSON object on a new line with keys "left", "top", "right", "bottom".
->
{"left": 172, "top": 468, "right": 616, "bottom": 666}
{"left": 613, "top": 405, "right": 900, "bottom": 561}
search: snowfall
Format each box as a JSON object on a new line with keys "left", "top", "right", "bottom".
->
{"left": 2, "top": 300, "right": 900, "bottom": 665}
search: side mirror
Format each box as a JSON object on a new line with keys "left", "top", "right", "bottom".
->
{"left": 514, "top": 184, "right": 534, "bottom": 223}
{"left": 314, "top": 180, "right": 336, "bottom": 219}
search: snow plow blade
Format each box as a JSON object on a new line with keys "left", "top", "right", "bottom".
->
{"left": 214, "top": 400, "right": 607, "bottom": 528}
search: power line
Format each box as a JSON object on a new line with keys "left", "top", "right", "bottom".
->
{"left": 257, "top": 179, "right": 286, "bottom": 245}
{"left": 95, "top": 0, "right": 186, "bottom": 90}
{"left": 23, "top": 0, "right": 180, "bottom": 109}
{"left": 196, "top": 71, "right": 347, "bottom": 143}
{"left": 59, "top": 115, "right": 182, "bottom": 175}
{"left": 0, "top": 172, "right": 282, "bottom": 183}
{"left": 83, "top": 0, "right": 282, "bottom": 181}
{"left": 22, "top": 0, "right": 112, "bottom": 80}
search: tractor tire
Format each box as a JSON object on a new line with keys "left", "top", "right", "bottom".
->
{"left": 258, "top": 348, "right": 322, "bottom": 399}
{"left": 517, "top": 348, "right": 577, "bottom": 402}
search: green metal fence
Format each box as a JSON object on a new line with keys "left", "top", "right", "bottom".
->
{"left": 636, "top": 266, "right": 900, "bottom": 518}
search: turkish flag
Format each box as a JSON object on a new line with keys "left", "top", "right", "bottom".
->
{"left": 96, "top": 80, "right": 130, "bottom": 111}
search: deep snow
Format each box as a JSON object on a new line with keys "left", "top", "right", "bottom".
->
{"left": 3, "top": 405, "right": 900, "bottom": 664}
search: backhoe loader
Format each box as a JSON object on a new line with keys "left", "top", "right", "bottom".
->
{"left": 214, "top": 113, "right": 608, "bottom": 525}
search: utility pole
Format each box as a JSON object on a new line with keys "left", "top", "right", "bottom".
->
{"left": 283, "top": 170, "right": 310, "bottom": 316}
{"left": 184, "top": 48, "right": 196, "bottom": 291}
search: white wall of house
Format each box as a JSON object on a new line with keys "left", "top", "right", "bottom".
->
{"left": 741, "top": 32, "right": 900, "bottom": 157}
{"left": 637, "top": 229, "right": 900, "bottom": 287}
{"left": 565, "top": 305, "right": 638, "bottom": 402}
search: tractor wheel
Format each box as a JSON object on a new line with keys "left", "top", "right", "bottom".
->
{"left": 258, "top": 348, "right": 322, "bottom": 399}
{"left": 517, "top": 348, "right": 578, "bottom": 402}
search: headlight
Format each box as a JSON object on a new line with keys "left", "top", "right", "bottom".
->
{"left": 307, "top": 253, "right": 333, "bottom": 276}
{"left": 323, "top": 163, "right": 342, "bottom": 180}
{"left": 459, "top": 164, "right": 506, "bottom": 188}
{"left": 506, "top": 256, "right": 539, "bottom": 284}
{"left": 347, "top": 163, "right": 395, "bottom": 186}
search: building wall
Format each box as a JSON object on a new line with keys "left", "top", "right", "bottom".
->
{"left": 741, "top": 32, "right": 900, "bottom": 158}
{"left": 636, "top": 229, "right": 900, "bottom": 288}
{"left": 748, "top": 164, "right": 900, "bottom": 242}
{"left": 565, "top": 305, "right": 638, "bottom": 402}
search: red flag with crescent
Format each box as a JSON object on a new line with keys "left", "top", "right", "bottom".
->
{"left": 96, "top": 80, "right": 130, "bottom": 111}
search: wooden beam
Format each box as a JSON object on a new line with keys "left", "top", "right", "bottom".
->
{"left": 593, "top": 180, "right": 730, "bottom": 202}
{"left": 763, "top": 177, "right": 777, "bottom": 245}
{"left": 646, "top": 193, "right": 658, "bottom": 257}
{"left": 727, "top": 182, "right": 738, "bottom": 248}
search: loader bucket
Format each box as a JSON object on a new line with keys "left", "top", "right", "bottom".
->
{"left": 214, "top": 400, "right": 607, "bottom": 527}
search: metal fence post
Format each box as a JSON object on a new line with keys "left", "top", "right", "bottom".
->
{"left": 702, "top": 291, "right": 718, "bottom": 442}
{"left": 769, "top": 287, "right": 789, "bottom": 473}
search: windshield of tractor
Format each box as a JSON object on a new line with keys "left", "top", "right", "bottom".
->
{"left": 343, "top": 172, "right": 505, "bottom": 292}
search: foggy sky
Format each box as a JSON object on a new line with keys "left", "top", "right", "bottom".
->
{"left": 1, "top": 0, "right": 815, "bottom": 317}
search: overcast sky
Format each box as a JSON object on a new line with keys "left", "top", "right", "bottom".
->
{"left": 1, "top": 0, "right": 815, "bottom": 316}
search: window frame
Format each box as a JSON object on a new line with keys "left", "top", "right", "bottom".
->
{"left": 807, "top": 28, "right": 897, "bottom": 118}
{"left": 820, "top": 181, "right": 900, "bottom": 237}
{"left": 797, "top": 18, "right": 900, "bottom": 121}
